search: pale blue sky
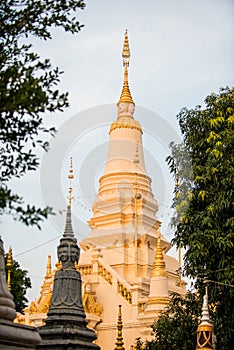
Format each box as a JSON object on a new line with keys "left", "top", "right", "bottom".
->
{"left": 1, "top": 0, "right": 234, "bottom": 301}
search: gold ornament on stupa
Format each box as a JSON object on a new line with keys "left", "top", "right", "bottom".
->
{"left": 114, "top": 305, "right": 125, "bottom": 350}
{"left": 118, "top": 30, "right": 134, "bottom": 105}
{"left": 111, "top": 30, "right": 142, "bottom": 134}
{"left": 6, "top": 246, "right": 13, "bottom": 291}
{"left": 151, "top": 230, "right": 167, "bottom": 277}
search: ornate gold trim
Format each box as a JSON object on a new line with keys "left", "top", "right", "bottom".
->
{"left": 147, "top": 296, "right": 170, "bottom": 305}
{"left": 110, "top": 119, "right": 142, "bottom": 134}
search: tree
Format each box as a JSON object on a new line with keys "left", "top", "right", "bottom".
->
{"left": 0, "top": 0, "right": 85, "bottom": 227}
{"left": 166, "top": 86, "right": 234, "bottom": 349}
{"left": 5, "top": 253, "right": 32, "bottom": 313}
{"left": 151, "top": 293, "right": 202, "bottom": 350}
{"left": 133, "top": 293, "right": 201, "bottom": 350}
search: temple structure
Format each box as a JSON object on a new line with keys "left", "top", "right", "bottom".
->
{"left": 21, "top": 31, "right": 186, "bottom": 349}
{"left": 77, "top": 29, "right": 186, "bottom": 349}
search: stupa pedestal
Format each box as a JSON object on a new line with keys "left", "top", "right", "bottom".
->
{"left": 0, "top": 237, "right": 41, "bottom": 349}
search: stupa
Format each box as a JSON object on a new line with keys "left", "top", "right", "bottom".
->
{"left": 196, "top": 286, "right": 214, "bottom": 350}
{"left": 36, "top": 161, "right": 99, "bottom": 349}
{"left": 77, "top": 30, "right": 186, "bottom": 348}
{"left": 22, "top": 31, "right": 186, "bottom": 350}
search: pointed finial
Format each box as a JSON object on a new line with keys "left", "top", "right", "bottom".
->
{"left": 196, "top": 285, "right": 214, "bottom": 349}
{"left": 46, "top": 255, "right": 52, "bottom": 277}
{"left": 6, "top": 246, "right": 13, "bottom": 291}
{"left": 118, "top": 30, "right": 134, "bottom": 105}
{"left": 58, "top": 157, "right": 79, "bottom": 267}
{"left": 114, "top": 305, "right": 125, "bottom": 350}
{"left": 63, "top": 158, "right": 75, "bottom": 238}
{"left": 122, "top": 29, "right": 130, "bottom": 66}
{"left": 68, "top": 157, "right": 74, "bottom": 207}
{"left": 200, "top": 286, "right": 212, "bottom": 324}
{"left": 151, "top": 230, "right": 167, "bottom": 277}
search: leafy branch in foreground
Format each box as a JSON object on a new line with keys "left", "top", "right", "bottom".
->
{"left": 0, "top": 0, "right": 86, "bottom": 227}
{"left": 133, "top": 293, "right": 201, "bottom": 350}
{"left": 5, "top": 252, "right": 32, "bottom": 313}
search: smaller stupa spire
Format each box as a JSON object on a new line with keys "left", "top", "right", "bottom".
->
{"left": 196, "top": 285, "right": 214, "bottom": 349}
{"left": 6, "top": 246, "right": 13, "bottom": 291}
{"left": 39, "top": 160, "right": 99, "bottom": 349}
{"left": 64, "top": 158, "right": 75, "bottom": 238}
{"left": 201, "top": 286, "right": 211, "bottom": 323}
{"left": 46, "top": 255, "right": 52, "bottom": 277}
{"left": 114, "top": 305, "right": 125, "bottom": 350}
{"left": 118, "top": 30, "right": 134, "bottom": 104}
{"left": 151, "top": 230, "right": 167, "bottom": 277}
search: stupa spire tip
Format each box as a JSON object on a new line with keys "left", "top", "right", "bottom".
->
{"left": 63, "top": 158, "right": 75, "bottom": 238}
{"left": 118, "top": 30, "right": 134, "bottom": 107}
{"left": 114, "top": 305, "right": 125, "bottom": 350}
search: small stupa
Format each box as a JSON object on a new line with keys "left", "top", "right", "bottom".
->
{"left": 37, "top": 159, "right": 100, "bottom": 349}
{"left": 114, "top": 305, "right": 125, "bottom": 350}
{"left": 196, "top": 285, "right": 214, "bottom": 350}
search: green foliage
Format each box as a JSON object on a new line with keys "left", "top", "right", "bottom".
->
{"left": 5, "top": 254, "right": 32, "bottom": 313}
{"left": 0, "top": 0, "right": 85, "bottom": 227}
{"left": 167, "top": 87, "right": 234, "bottom": 349}
{"left": 134, "top": 293, "right": 201, "bottom": 350}
{"left": 149, "top": 293, "right": 200, "bottom": 350}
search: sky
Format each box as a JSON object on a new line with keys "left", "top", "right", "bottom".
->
{"left": 1, "top": 0, "right": 234, "bottom": 301}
